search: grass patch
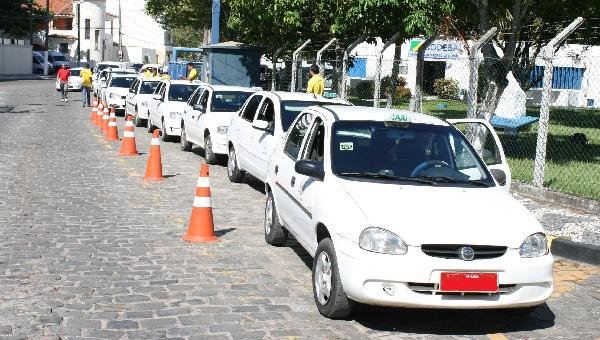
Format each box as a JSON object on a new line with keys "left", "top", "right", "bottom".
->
{"left": 347, "top": 97, "right": 600, "bottom": 200}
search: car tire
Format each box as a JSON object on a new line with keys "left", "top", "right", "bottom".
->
{"left": 264, "top": 191, "right": 288, "bottom": 246}
{"left": 134, "top": 107, "right": 143, "bottom": 127}
{"left": 180, "top": 125, "right": 192, "bottom": 152}
{"left": 312, "top": 238, "right": 355, "bottom": 319}
{"left": 227, "top": 146, "right": 245, "bottom": 183}
{"left": 204, "top": 134, "right": 217, "bottom": 164}
{"left": 146, "top": 114, "right": 154, "bottom": 133}
{"left": 161, "top": 119, "right": 172, "bottom": 142}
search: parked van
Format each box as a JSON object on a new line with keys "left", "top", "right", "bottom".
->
{"left": 47, "top": 51, "right": 70, "bottom": 68}
{"left": 32, "top": 51, "right": 55, "bottom": 74}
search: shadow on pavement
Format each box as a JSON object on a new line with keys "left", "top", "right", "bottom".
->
{"left": 215, "top": 227, "right": 236, "bottom": 237}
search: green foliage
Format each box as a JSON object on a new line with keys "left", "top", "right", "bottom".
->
{"left": 0, "top": 0, "right": 46, "bottom": 37}
{"left": 395, "top": 86, "right": 412, "bottom": 103}
{"left": 352, "top": 80, "right": 374, "bottom": 100}
{"left": 433, "top": 78, "right": 459, "bottom": 99}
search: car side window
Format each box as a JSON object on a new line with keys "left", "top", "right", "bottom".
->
{"left": 284, "top": 113, "right": 314, "bottom": 160}
{"left": 241, "top": 95, "right": 262, "bottom": 122}
{"left": 199, "top": 90, "right": 209, "bottom": 107}
{"left": 256, "top": 98, "right": 275, "bottom": 133}
{"left": 159, "top": 84, "right": 166, "bottom": 99}
{"left": 129, "top": 79, "right": 138, "bottom": 93}
{"left": 188, "top": 88, "right": 201, "bottom": 106}
{"left": 301, "top": 118, "right": 325, "bottom": 162}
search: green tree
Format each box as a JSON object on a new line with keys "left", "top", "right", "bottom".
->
{"left": 0, "top": 0, "right": 46, "bottom": 37}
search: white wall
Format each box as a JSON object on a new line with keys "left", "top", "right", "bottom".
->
{"left": 0, "top": 44, "right": 33, "bottom": 75}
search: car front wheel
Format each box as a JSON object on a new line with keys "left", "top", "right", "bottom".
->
{"left": 204, "top": 134, "right": 217, "bottom": 164}
{"left": 161, "top": 119, "right": 172, "bottom": 142}
{"left": 264, "top": 190, "right": 287, "bottom": 246}
{"left": 312, "top": 238, "right": 354, "bottom": 319}
{"left": 180, "top": 125, "right": 192, "bottom": 152}
{"left": 227, "top": 146, "right": 245, "bottom": 183}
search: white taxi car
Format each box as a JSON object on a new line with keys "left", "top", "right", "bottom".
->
{"left": 147, "top": 80, "right": 201, "bottom": 141}
{"left": 226, "top": 92, "right": 350, "bottom": 183}
{"left": 125, "top": 77, "right": 162, "bottom": 127}
{"left": 180, "top": 85, "right": 255, "bottom": 164}
{"left": 101, "top": 74, "right": 137, "bottom": 114}
{"left": 264, "top": 105, "right": 553, "bottom": 318}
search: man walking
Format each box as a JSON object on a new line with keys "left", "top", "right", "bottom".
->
{"left": 306, "top": 64, "right": 324, "bottom": 96}
{"left": 57, "top": 64, "right": 70, "bottom": 102}
{"left": 80, "top": 63, "right": 93, "bottom": 107}
{"left": 180, "top": 63, "right": 198, "bottom": 81}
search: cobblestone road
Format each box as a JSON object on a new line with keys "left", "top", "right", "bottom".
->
{"left": 1, "top": 80, "right": 599, "bottom": 339}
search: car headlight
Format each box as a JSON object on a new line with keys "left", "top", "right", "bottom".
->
{"left": 359, "top": 227, "right": 407, "bottom": 255}
{"left": 216, "top": 126, "right": 228, "bottom": 134}
{"left": 169, "top": 112, "right": 181, "bottom": 119}
{"left": 519, "top": 232, "right": 548, "bottom": 258}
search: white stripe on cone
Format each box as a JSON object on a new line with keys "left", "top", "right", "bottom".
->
{"left": 151, "top": 138, "right": 160, "bottom": 146}
{"left": 108, "top": 121, "right": 117, "bottom": 127}
{"left": 123, "top": 131, "right": 135, "bottom": 137}
{"left": 125, "top": 121, "right": 134, "bottom": 127}
{"left": 192, "top": 196, "right": 211, "bottom": 208}
{"left": 197, "top": 177, "right": 210, "bottom": 188}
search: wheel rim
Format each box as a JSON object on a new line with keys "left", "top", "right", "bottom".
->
{"left": 264, "top": 195, "right": 273, "bottom": 235}
{"left": 180, "top": 129, "right": 186, "bottom": 149}
{"left": 205, "top": 137, "right": 212, "bottom": 156}
{"left": 228, "top": 148, "right": 236, "bottom": 176}
{"left": 315, "top": 251, "right": 332, "bottom": 305}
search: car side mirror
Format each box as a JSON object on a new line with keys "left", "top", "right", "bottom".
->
{"left": 252, "top": 119, "right": 269, "bottom": 130}
{"left": 152, "top": 94, "right": 162, "bottom": 101}
{"left": 295, "top": 160, "right": 325, "bottom": 181}
{"left": 193, "top": 104, "right": 205, "bottom": 112}
{"left": 490, "top": 168, "right": 506, "bottom": 186}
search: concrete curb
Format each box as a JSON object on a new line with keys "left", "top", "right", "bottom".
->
{"left": 511, "top": 182, "right": 600, "bottom": 214}
{"left": 552, "top": 238, "right": 600, "bottom": 265}
{"left": 0, "top": 75, "right": 54, "bottom": 82}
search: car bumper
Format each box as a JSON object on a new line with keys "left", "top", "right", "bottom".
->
{"left": 334, "top": 236, "right": 554, "bottom": 309}
{"left": 211, "top": 133, "right": 228, "bottom": 155}
{"left": 163, "top": 117, "right": 182, "bottom": 136}
{"left": 106, "top": 98, "right": 126, "bottom": 110}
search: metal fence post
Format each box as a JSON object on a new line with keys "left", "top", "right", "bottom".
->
{"left": 291, "top": 39, "right": 311, "bottom": 92}
{"left": 271, "top": 47, "right": 284, "bottom": 91}
{"left": 466, "top": 27, "right": 497, "bottom": 118}
{"left": 373, "top": 32, "right": 401, "bottom": 108}
{"left": 317, "top": 38, "right": 337, "bottom": 79}
{"left": 410, "top": 35, "right": 437, "bottom": 112}
{"left": 341, "top": 35, "right": 366, "bottom": 100}
{"left": 533, "top": 17, "right": 583, "bottom": 187}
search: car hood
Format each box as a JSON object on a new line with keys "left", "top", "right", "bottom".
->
{"left": 107, "top": 87, "right": 128, "bottom": 96}
{"left": 336, "top": 178, "right": 543, "bottom": 248}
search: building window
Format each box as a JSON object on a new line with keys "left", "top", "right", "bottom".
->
{"left": 52, "top": 17, "right": 73, "bottom": 30}
{"left": 85, "top": 19, "right": 90, "bottom": 39}
{"left": 94, "top": 30, "right": 100, "bottom": 51}
{"left": 529, "top": 66, "right": 586, "bottom": 90}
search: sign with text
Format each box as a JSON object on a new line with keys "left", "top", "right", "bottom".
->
{"left": 408, "top": 39, "right": 465, "bottom": 60}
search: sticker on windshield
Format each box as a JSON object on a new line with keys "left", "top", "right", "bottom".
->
{"left": 339, "top": 142, "right": 354, "bottom": 151}
{"left": 388, "top": 113, "right": 410, "bottom": 122}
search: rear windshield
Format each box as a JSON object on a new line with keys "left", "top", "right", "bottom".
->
{"left": 211, "top": 91, "right": 253, "bottom": 112}
{"left": 168, "top": 84, "right": 198, "bottom": 102}
{"left": 110, "top": 77, "right": 137, "bottom": 88}
{"left": 70, "top": 69, "right": 80, "bottom": 76}
{"left": 140, "top": 81, "right": 160, "bottom": 94}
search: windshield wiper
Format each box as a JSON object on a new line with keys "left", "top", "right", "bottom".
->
{"left": 416, "top": 176, "right": 491, "bottom": 187}
{"left": 337, "top": 172, "right": 436, "bottom": 185}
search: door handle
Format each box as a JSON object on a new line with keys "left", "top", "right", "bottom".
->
{"left": 274, "top": 165, "right": 278, "bottom": 174}
{"left": 290, "top": 176, "right": 296, "bottom": 187}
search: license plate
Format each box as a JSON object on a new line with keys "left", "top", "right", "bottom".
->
{"left": 440, "top": 272, "right": 498, "bottom": 292}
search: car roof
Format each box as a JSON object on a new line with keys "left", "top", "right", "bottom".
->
{"left": 139, "top": 77, "right": 162, "bottom": 82}
{"left": 69, "top": 67, "right": 83, "bottom": 70}
{"left": 260, "top": 91, "right": 350, "bottom": 105}
{"left": 166, "top": 80, "right": 201, "bottom": 85}
{"left": 310, "top": 105, "right": 450, "bottom": 126}
{"left": 205, "top": 85, "right": 256, "bottom": 92}
{"left": 111, "top": 73, "right": 137, "bottom": 78}
{"left": 98, "top": 62, "right": 124, "bottom": 66}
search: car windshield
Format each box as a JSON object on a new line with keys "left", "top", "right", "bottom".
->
{"left": 281, "top": 100, "right": 348, "bottom": 131}
{"left": 52, "top": 55, "right": 67, "bottom": 61}
{"left": 331, "top": 121, "right": 495, "bottom": 186}
{"left": 168, "top": 84, "right": 198, "bottom": 102}
{"left": 110, "top": 76, "right": 136, "bottom": 88}
{"left": 140, "top": 81, "right": 160, "bottom": 94}
{"left": 70, "top": 69, "right": 80, "bottom": 76}
{"left": 211, "top": 91, "right": 252, "bottom": 112}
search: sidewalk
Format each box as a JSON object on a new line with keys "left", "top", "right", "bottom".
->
{"left": 0, "top": 74, "right": 54, "bottom": 82}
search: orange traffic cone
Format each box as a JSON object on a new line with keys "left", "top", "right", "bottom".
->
{"left": 106, "top": 107, "right": 119, "bottom": 141}
{"left": 183, "top": 164, "right": 218, "bottom": 243}
{"left": 95, "top": 101, "right": 103, "bottom": 127}
{"left": 118, "top": 116, "right": 139, "bottom": 156}
{"left": 90, "top": 99, "right": 97, "bottom": 123}
{"left": 144, "top": 130, "right": 164, "bottom": 181}
{"left": 101, "top": 105, "right": 110, "bottom": 132}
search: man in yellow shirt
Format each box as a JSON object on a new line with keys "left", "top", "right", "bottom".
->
{"left": 80, "top": 63, "right": 93, "bottom": 107}
{"left": 306, "top": 64, "right": 324, "bottom": 96}
{"left": 143, "top": 68, "right": 152, "bottom": 78}
{"left": 180, "top": 62, "right": 198, "bottom": 81}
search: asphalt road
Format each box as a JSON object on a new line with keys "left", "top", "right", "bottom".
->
{"left": 0, "top": 80, "right": 599, "bottom": 339}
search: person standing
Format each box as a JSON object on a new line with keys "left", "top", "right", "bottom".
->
{"left": 180, "top": 62, "right": 198, "bottom": 81}
{"left": 56, "top": 64, "right": 70, "bottom": 102}
{"left": 80, "top": 63, "right": 93, "bottom": 107}
{"left": 306, "top": 64, "right": 324, "bottom": 96}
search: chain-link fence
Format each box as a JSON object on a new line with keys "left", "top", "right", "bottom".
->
{"left": 263, "top": 36, "right": 600, "bottom": 201}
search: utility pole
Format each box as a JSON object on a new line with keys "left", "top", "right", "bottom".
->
{"left": 44, "top": 0, "right": 49, "bottom": 50}
{"left": 77, "top": 2, "right": 81, "bottom": 67}
{"left": 118, "top": 0, "right": 123, "bottom": 61}
{"left": 211, "top": 0, "right": 220, "bottom": 44}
